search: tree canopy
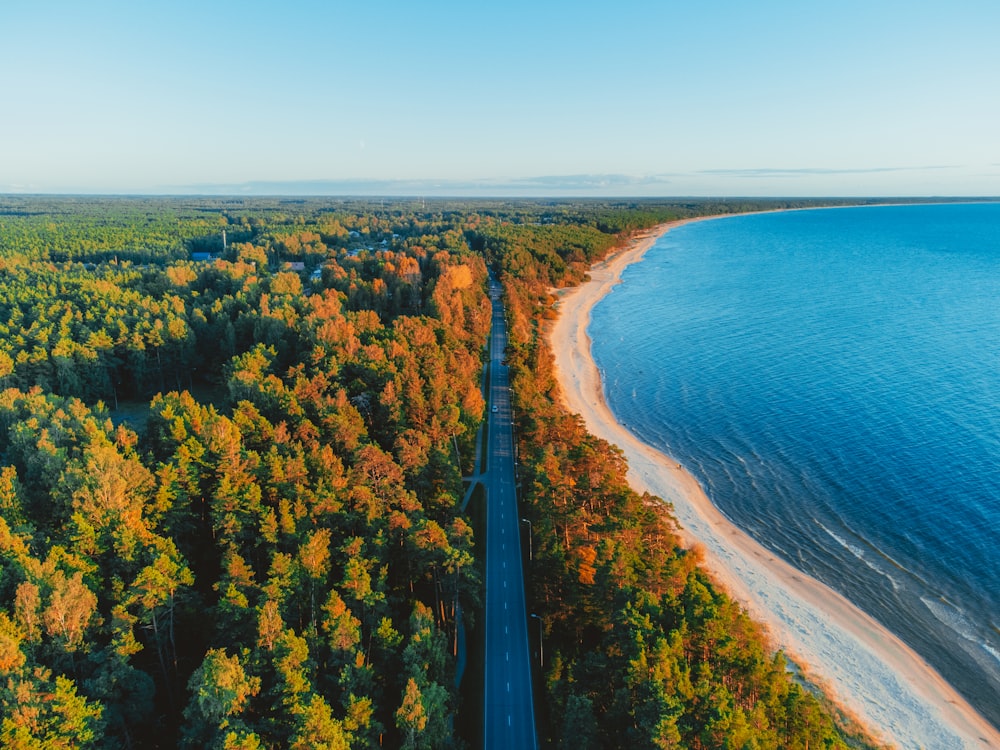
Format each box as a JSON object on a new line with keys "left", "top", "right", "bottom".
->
{"left": 0, "top": 195, "right": 886, "bottom": 749}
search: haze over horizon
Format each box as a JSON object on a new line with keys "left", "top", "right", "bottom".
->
{"left": 3, "top": 0, "right": 999, "bottom": 197}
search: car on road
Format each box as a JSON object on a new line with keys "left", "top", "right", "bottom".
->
{"left": 491, "top": 405, "right": 498, "bottom": 413}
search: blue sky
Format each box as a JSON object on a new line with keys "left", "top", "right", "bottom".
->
{"left": 2, "top": 0, "right": 998, "bottom": 196}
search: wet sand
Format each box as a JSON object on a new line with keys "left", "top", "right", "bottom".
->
{"left": 547, "top": 216, "right": 1000, "bottom": 750}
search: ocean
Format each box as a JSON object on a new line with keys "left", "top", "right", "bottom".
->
{"left": 589, "top": 203, "right": 1000, "bottom": 730}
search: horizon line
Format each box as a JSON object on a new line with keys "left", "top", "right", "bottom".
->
{"left": 4, "top": 168, "right": 997, "bottom": 200}
{"left": 3, "top": 189, "right": 998, "bottom": 201}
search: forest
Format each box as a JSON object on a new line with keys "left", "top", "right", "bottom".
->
{"left": 0, "top": 195, "right": 887, "bottom": 748}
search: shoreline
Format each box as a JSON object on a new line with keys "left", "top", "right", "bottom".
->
{"left": 547, "top": 214, "right": 1000, "bottom": 750}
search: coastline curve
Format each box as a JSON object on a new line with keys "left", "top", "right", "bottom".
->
{"left": 547, "top": 215, "right": 1000, "bottom": 750}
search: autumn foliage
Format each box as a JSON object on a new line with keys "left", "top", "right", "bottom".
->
{"left": 0, "top": 198, "right": 488, "bottom": 748}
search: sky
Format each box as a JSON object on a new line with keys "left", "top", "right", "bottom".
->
{"left": 2, "top": 0, "right": 999, "bottom": 197}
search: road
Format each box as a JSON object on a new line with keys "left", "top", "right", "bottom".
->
{"left": 483, "top": 279, "right": 537, "bottom": 750}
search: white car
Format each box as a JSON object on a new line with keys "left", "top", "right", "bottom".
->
{"left": 491, "top": 405, "right": 499, "bottom": 413}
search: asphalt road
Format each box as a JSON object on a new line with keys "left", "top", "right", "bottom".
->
{"left": 483, "top": 279, "right": 538, "bottom": 750}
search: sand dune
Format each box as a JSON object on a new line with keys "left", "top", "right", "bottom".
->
{"left": 547, "top": 217, "right": 1000, "bottom": 750}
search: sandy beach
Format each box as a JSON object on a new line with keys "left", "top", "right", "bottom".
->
{"left": 547, "top": 216, "right": 1000, "bottom": 750}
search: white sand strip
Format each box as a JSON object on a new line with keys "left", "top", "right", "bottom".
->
{"left": 547, "top": 217, "right": 1000, "bottom": 750}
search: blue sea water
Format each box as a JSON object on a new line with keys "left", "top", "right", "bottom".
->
{"left": 590, "top": 203, "right": 1000, "bottom": 729}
